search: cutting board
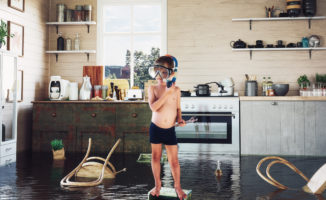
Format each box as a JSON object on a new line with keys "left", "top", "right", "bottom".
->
{"left": 83, "top": 66, "right": 103, "bottom": 86}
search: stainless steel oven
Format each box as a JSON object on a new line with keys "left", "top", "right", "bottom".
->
{"left": 176, "top": 97, "right": 239, "bottom": 154}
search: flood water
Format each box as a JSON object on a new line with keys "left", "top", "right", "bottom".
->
{"left": 0, "top": 152, "right": 326, "bottom": 199}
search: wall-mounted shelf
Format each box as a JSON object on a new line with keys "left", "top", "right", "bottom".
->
{"left": 46, "top": 21, "right": 96, "bottom": 33}
{"left": 232, "top": 47, "right": 326, "bottom": 60}
{"left": 232, "top": 16, "right": 326, "bottom": 30}
{"left": 46, "top": 50, "right": 96, "bottom": 62}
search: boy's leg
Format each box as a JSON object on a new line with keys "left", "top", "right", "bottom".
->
{"left": 165, "top": 145, "right": 187, "bottom": 200}
{"left": 150, "top": 143, "right": 162, "bottom": 197}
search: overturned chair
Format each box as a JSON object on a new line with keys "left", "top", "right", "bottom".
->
{"left": 257, "top": 156, "right": 326, "bottom": 194}
{"left": 60, "top": 138, "right": 126, "bottom": 187}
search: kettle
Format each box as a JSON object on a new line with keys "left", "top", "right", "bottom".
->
{"left": 230, "top": 39, "right": 247, "bottom": 48}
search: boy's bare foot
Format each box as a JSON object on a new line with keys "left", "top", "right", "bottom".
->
{"left": 175, "top": 187, "right": 187, "bottom": 200}
{"left": 150, "top": 185, "right": 161, "bottom": 197}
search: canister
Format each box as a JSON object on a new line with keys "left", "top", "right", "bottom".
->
{"left": 94, "top": 85, "right": 102, "bottom": 97}
{"left": 65, "top": 9, "right": 73, "bottom": 22}
{"left": 74, "top": 5, "right": 83, "bottom": 21}
{"left": 66, "top": 37, "right": 72, "bottom": 50}
{"left": 83, "top": 5, "right": 92, "bottom": 21}
{"left": 69, "top": 82, "right": 79, "bottom": 100}
{"left": 56, "top": 4, "right": 66, "bottom": 22}
{"left": 102, "top": 85, "right": 108, "bottom": 99}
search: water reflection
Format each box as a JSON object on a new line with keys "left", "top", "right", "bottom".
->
{"left": 0, "top": 152, "right": 325, "bottom": 199}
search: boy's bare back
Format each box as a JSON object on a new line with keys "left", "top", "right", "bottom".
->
{"left": 149, "top": 84, "right": 180, "bottom": 129}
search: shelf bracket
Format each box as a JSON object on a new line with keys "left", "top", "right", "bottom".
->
{"left": 86, "top": 53, "right": 90, "bottom": 61}
{"left": 249, "top": 20, "right": 252, "bottom": 30}
{"left": 250, "top": 50, "right": 252, "bottom": 60}
{"left": 308, "top": 19, "right": 311, "bottom": 29}
{"left": 309, "top": 49, "right": 312, "bottom": 59}
{"left": 55, "top": 54, "right": 58, "bottom": 62}
{"left": 56, "top": 25, "right": 59, "bottom": 34}
{"left": 87, "top": 25, "right": 90, "bottom": 33}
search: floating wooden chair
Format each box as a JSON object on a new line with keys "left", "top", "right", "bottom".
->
{"left": 60, "top": 138, "right": 126, "bottom": 187}
{"left": 257, "top": 156, "right": 326, "bottom": 194}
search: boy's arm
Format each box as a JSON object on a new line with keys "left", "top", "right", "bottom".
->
{"left": 148, "top": 85, "right": 175, "bottom": 112}
{"left": 176, "top": 87, "right": 182, "bottom": 122}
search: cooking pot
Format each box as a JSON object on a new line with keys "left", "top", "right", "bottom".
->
{"left": 230, "top": 39, "right": 247, "bottom": 48}
{"left": 194, "top": 84, "right": 210, "bottom": 96}
{"left": 181, "top": 90, "right": 191, "bottom": 97}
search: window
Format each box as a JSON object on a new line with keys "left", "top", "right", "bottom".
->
{"left": 97, "top": 0, "right": 167, "bottom": 89}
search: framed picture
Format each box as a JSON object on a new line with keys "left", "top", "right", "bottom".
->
{"left": 17, "top": 70, "right": 23, "bottom": 102}
{"left": 8, "top": 0, "right": 25, "bottom": 12}
{"left": 7, "top": 21, "right": 24, "bottom": 57}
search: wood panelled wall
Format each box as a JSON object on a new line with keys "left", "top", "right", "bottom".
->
{"left": 169, "top": 0, "right": 326, "bottom": 95}
{"left": 48, "top": 0, "right": 97, "bottom": 85}
{"left": 49, "top": 0, "right": 326, "bottom": 95}
{"left": 0, "top": 0, "right": 49, "bottom": 151}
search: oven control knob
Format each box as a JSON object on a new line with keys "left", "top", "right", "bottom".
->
{"left": 191, "top": 105, "right": 195, "bottom": 109}
{"left": 224, "top": 105, "right": 227, "bottom": 109}
{"left": 218, "top": 105, "right": 222, "bottom": 109}
{"left": 213, "top": 105, "right": 217, "bottom": 109}
{"left": 185, "top": 104, "right": 189, "bottom": 109}
{"left": 230, "top": 105, "right": 233, "bottom": 109}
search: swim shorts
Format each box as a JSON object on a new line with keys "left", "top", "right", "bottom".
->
{"left": 149, "top": 122, "right": 177, "bottom": 145}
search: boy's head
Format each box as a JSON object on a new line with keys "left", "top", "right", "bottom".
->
{"left": 155, "top": 56, "right": 174, "bottom": 69}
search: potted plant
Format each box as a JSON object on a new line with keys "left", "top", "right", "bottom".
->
{"left": 0, "top": 20, "right": 14, "bottom": 49}
{"left": 51, "top": 139, "right": 65, "bottom": 160}
{"left": 297, "top": 75, "right": 310, "bottom": 89}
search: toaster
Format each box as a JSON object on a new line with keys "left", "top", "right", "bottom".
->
{"left": 49, "top": 76, "right": 70, "bottom": 100}
{"left": 127, "top": 89, "right": 143, "bottom": 100}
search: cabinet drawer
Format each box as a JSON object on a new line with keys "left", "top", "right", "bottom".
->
{"left": 0, "top": 142, "right": 16, "bottom": 157}
{"left": 33, "top": 104, "right": 73, "bottom": 131}
{"left": 75, "top": 104, "right": 116, "bottom": 127}
{"left": 0, "top": 154, "right": 16, "bottom": 166}
{"left": 116, "top": 104, "right": 151, "bottom": 132}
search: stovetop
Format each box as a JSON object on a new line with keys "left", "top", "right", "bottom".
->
{"left": 181, "top": 92, "right": 239, "bottom": 98}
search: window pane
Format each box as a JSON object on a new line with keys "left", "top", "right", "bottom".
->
{"left": 104, "top": 36, "right": 131, "bottom": 79}
{"left": 133, "top": 35, "right": 160, "bottom": 89}
{"left": 134, "top": 5, "right": 161, "bottom": 32}
{"left": 104, "top": 6, "right": 131, "bottom": 33}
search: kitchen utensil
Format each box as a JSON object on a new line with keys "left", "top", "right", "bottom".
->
{"left": 308, "top": 35, "right": 320, "bottom": 47}
{"left": 245, "top": 74, "right": 249, "bottom": 81}
{"left": 303, "top": 0, "right": 316, "bottom": 17}
{"left": 181, "top": 90, "right": 191, "bottom": 97}
{"left": 286, "top": 0, "right": 301, "bottom": 17}
{"left": 245, "top": 81, "right": 258, "bottom": 96}
{"left": 272, "top": 84, "right": 289, "bottom": 96}
{"left": 194, "top": 84, "right": 211, "bottom": 96}
{"left": 230, "top": 39, "right": 247, "bottom": 48}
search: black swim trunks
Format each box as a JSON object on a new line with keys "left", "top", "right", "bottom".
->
{"left": 149, "top": 122, "right": 177, "bottom": 145}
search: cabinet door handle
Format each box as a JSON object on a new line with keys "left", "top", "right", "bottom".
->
{"left": 91, "top": 113, "right": 97, "bottom": 118}
{"left": 132, "top": 113, "right": 137, "bottom": 118}
{"left": 271, "top": 102, "right": 278, "bottom": 106}
{"left": 51, "top": 113, "right": 57, "bottom": 117}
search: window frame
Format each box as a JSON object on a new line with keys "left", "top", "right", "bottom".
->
{"left": 97, "top": 0, "right": 167, "bottom": 87}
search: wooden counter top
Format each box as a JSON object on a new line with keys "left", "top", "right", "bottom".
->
{"left": 240, "top": 96, "right": 326, "bottom": 101}
{"left": 32, "top": 100, "right": 148, "bottom": 104}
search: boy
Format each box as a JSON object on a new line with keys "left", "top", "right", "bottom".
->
{"left": 148, "top": 56, "right": 187, "bottom": 200}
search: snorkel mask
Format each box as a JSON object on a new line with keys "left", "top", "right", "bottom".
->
{"left": 148, "top": 55, "right": 178, "bottom": 88}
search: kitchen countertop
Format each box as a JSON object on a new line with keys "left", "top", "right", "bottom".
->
{"left": 32, "top": 100, "right": 148, "bottom": 104}
{"left": 240, "top": 96, "right": 326, "bottom": 101}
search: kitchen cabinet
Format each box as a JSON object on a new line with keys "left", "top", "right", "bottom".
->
{"left": 0, "top": 50, "right": 18, "bottom": 166}
{"left": 241, "top": 100, "right": 326, "bottom": 156}
{"left": 32, "top": 102, "right": 152, "bottom": 154}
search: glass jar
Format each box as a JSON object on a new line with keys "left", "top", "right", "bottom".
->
{"left": 94, "top": 85, "right": 102, "bottom": 97}
{"left": 102, "top": 85, "right": 108, "bottom": 99}
{"left": 74, "top": 5, "right": 83, "bottom": 21}
{"left": 83, "top": 5, "right": 92, "bottom": 21}
{"left": 56, "top": 4, "right": 66, "bottom": 22}
{"left": 66, "top": 37, "right": 72, "bottom": 50}
{"left": 65, "top": 9, "right": 73, "bottom": 22}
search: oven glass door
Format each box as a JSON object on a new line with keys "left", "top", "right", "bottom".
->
{"left": 175, "top": 112, "right": 232, "bottom": 143}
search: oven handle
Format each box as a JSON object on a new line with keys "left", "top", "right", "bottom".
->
{"left": 182, "top": 113, "right": 236, "bottom": 118}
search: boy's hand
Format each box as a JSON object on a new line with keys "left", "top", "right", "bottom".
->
{"left": 177, "top": 119, "right": 186, "bottom": 127}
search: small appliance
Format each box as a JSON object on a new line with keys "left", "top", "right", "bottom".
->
{"left": 49, "top": 76, "right": 70, "bottom": 100}
{"left": 127, "top": 89, "right": 143, "bottom": 100}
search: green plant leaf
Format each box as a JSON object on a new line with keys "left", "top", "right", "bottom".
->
{"left": 51, "top": 139, "right": 64, "bottom": 151}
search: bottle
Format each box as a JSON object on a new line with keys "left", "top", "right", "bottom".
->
{"left": 215, "top": 160, "right": 223, "bottom": 177}
{"left": 262, "top": 77, "right": 267, "bottom": 96}
{"left": 267, "top": 77, "right": 273, "bottom": 96}
{"left": 57, "top": 32, "right": 64, "bottom": 50}
{"left": 66, "top": 37, "right": 72, "bottom": 50}
{"left": 74, "top": 33, "right": 80, "bottom": 50}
